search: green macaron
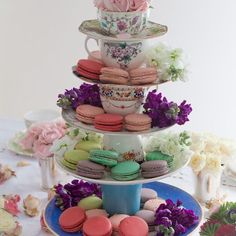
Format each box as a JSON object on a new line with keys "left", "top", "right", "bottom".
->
{"left": 75, "top": 140, "right": 102, "bottom": 152}
{"left": 77, "top": 195, "right": 102, "bottom": 210}
{"left": 146, "top": 151, "right": 173, "bottom": 167}
{"left": 64, "top": 149, "right": 89, "bottom": 164}
{"left": 89, "top": 149, "right": 119, "bottom": 167}
{"left": 111, "top": 161, "right": 140, "bottom": 181}
{"left": 61, "top": 159, "right": 77, "bottom": 170}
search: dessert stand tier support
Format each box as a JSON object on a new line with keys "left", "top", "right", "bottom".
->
{"left": 101, "top": 183, "right": 142, "bottom": 215}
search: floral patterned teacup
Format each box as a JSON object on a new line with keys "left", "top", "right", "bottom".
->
{"left": 85, "top": 36, "right": 149, "bottom": 70}
{"left": 99, "top": 84, "right": 147, "bottom": 116}
{"left": 98, "top": 10, "right": 149, "bottom": 35}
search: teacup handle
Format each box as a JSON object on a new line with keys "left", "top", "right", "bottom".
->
{"left": 85, "top": 36, "right": 100, "bottom": 61}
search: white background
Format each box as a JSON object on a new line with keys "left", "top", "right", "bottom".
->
{"left": 1, "top": 0, "right": 236, "bottom": 139}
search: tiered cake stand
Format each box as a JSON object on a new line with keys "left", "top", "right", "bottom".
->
{"left": 44, "top": 17, "right": 203, "bottom": 236}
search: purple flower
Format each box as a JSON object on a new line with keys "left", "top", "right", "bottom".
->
{"left": 54, "top": 180, "right": 102, "bottom": 210}
{"left": 117, "top": 21, "right": 127, "bottom": 31}
{"left": 154, "top": 199, "right": 199, "bottom": 236}
{"left": 143, "top": 90, "right": 192, "bottom": 128}
{"left": 57, "top": 83, "right": 102, "bottom": 110}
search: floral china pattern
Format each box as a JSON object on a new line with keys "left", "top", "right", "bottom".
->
{"left": 99, "top": 12, "right": 147, "bottom": 35}
{"left": 100, "top": 86, "right": 145, "bottom": 101}
{"left": 104, "top": 42, "right": 142, "bottom": 69}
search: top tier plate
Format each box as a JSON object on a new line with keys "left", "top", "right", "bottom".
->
{"left": 79, "top": 20, "right": 168, "bottom": 41}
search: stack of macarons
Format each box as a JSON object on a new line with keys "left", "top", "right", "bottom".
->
{"left": 129, "top": 67, "right": 157, "bottom": 85}
{"left": 61, "top": 149, "right": 89, "bottom": 170}
{"left": 111, "top": 161, "right": 140, "bottom": 181}
{"left": 76, "top": 104, "right": 104, "bottom": 124}
{"left": 146, "top": 151, "right": 174, "bottom": 168}
{"left": 141, "top": 160, "right": 169, "bottom": 178}
{"left": 100, "top": 67, "right": 129, "bottom": 85}
{"left": 76, "top": 59, "right": 103, "bottom": 81}
{"left": 59, "top": 206, "right": 86, "bottom": 233}
{"left": 89, "top": 149, "right": 120, "bottom": 167}
{"left": 94, "top": 114, "right": 124, "bottom": 132}
{"left": 124, "top": 114, "right": 152, "bottom": 132}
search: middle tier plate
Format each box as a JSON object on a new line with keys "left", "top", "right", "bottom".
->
{"left": 55, "top": 153, "right": 190, "bottom": 185}
{"left": 62, "top": 109, "right": 172, "bottom": 136}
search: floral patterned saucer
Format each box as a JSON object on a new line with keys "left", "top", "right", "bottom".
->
{"left": 79, "top": 20, "right": 168, "bottom": 41}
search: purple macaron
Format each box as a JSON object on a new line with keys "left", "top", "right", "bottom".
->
{"left": 141, "top": 160, "right": 169, "bottom": 178}
{"left": 77, "top": 160, "right": 105, "bottom": 179}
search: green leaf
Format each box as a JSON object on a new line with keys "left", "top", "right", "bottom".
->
{"left": 200, "top": 223, "right": 220, "bottom": 236}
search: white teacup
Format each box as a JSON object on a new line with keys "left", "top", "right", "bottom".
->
{"left": 99, "top": 84, "right": 146, "bottom": 116}
{"left": 85, "top": 36, "right": 149, "bottom": 70}
{"left": 24, "top": 109, "right": 61, "bottom": 128}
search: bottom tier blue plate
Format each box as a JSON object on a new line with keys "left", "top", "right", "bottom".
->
{"left": 44, "top": 182, "right": 202, "bottom": 236}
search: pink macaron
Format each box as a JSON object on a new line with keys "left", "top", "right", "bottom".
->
{"left": 124, "top": 113, "right": 151, "bottom": 131}
{"left": 109, "top": 214, "right": 129, "bottom": 232}
{"left": 76, "top": 59, "right": 103, "bottom": 81}
{"left": 129, "top": 67, "right": 157, "bottom": 85}
{"left": 119, "top": 216, "right": 149, "bottom": 236}
{"left": 100, "top": 67, "right": 129, "bottom": 85}
{"left": 94, "top": 114, "right": 124, "bottom": 132}
{"left": 143, "top": 198, "right": 165, "bottom": 212}
{"left": 83, "top": 216, "right": 112, "bottom": 236}
{"left": 76, "top": 104, "right": 104, "bottom": 124}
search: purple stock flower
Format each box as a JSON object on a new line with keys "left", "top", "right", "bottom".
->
{"left": 143, "top": 90, "right": 192, "bottom": 128}
{"left": 154, "top": 199, "right": 199, "bottom": 236}
{"left": 54, "top": 179, "right": 102, "bottom": 210}
{"left": 57, "top": 83, "right": 102, "bottom": 110}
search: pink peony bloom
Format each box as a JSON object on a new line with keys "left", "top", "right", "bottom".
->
{"left": 20, "top": 121, "right": 66, "bottom": 158}
{"left": 129, "top": 0, "right": 149, "bottom": 11}
{"left": 95, "top": 0, "right": 149, "bottom": 12}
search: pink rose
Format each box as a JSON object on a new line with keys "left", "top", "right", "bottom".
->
{"left": 129, "top": 0, "right": 149, "bottom": 11}
{"left": 38, "top": 126, "right": 64, "bottom": 144}
{"left": 103, "top": 0, "right": 130, "bottom": 12}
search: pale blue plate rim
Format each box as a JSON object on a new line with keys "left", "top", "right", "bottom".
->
{"left": 44, "top": 181, "right": 202, "bottom": 236}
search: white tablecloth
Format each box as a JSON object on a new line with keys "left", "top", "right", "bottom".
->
{"left": 0, "top": 118, "right": 236, "bottom": 236}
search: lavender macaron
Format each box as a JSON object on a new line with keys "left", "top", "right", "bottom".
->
{"left": 77, "top": 160, "right": 105, "bottom": 179}
{"left": 141, "top": 188, "right": 158, "bottom": 203}
{"left": 141, "top": 160, "right": 169, "bottom": 178}
{"left": 135, "top": 209, "right": 155, "bottom": 231}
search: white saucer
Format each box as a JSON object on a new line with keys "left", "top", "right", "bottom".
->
{"left": 62, "top": 109, "right": 172, "bottom": 136}
{"left": 8, "top": 131, "right": 34, "bottom": 157}
{"left": 79, "top": 20, "right": 168, "bottom": 42}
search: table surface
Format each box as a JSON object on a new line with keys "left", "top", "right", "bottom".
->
{"left": 0, "top": 118, "right": 236, "bottom": 236}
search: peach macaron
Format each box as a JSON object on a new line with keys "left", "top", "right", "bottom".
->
{"left": 124, "top": 113, "right": 152, "bottom": 131}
